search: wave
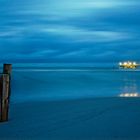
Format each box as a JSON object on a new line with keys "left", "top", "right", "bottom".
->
{"left": 12, "top": 68, "right": 140, "bottom": 72}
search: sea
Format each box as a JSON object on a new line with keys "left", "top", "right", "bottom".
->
{"left": 0, "top": 63, "right": 140, "bottom": 139}
{"left": 1, "top": 63, "right": 139, "bottom": 103}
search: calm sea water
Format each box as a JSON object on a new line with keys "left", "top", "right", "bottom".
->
{"left": 10, "top": 67, "right": 140, "bottom": 103}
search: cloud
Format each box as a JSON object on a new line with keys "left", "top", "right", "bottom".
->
{"left": 0, "top": 23, "right": 132, "bottom": 43}
{"left": 0, "top": 0, "right": 140, "bottom": 63}
{"left": 41, "top": 25, "right": 132, "bottom": 42}
{"left": 1, "top": 49, "right": 57, "bottom": 60}
{"left": 0, "top": 30, "right": 20, "bottom": 38}
{"left": 26, "top": 0, "right": 140, "bottom": 19}
{"left": 1, "top": 0, "right": 139, "bottom": 19}
{"left": 56, "top": 48, "right": 89, "bottom": 58}
{"left": 52, "top": 0, "right": 139, "bottom": 10}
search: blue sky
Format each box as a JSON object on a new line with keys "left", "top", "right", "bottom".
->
{"left": 0, "top": 0, "right": 140, "bottom": 63}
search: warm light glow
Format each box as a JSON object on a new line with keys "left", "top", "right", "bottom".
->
{"left": 119, "top": 62, "right": 122, "bottom": 65}
{"left": 118, "top": 61, "right": 138, "bottom": 69}
{"left": 134, "top": 93, "right": 138, "bottom": 97}
{"left": 130, "top": 94, "right": 134, "bottom": 97}
{"left": 119, "top": 93, "right": 139, "bottom": 97}
{"left": 124, "top": 93, "right": 129, "bottom": 97}
{"left": 119, "top": 94, "right": 123, "bottom": 97}
{"left": 124, "top": 62, "right": 127, "bottom": 65}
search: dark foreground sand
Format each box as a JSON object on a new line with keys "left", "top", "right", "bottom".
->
{"left": 0, "top": 97, "right": 140, "bottom": 140}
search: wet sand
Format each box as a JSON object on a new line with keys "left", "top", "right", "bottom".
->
{"left": 0, "top": 97, "right": 140, "bottom": 140}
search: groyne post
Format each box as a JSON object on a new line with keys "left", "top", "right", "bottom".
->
{"left": 0, "top": 64, "right": 12, "bottom": 122}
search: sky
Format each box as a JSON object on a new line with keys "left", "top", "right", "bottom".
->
{"left": 0, "top": 0, "right": 140, "bottom": 63}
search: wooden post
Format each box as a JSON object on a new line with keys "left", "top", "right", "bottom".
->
{"left": 0, "top": 76, "right": 3, "bottom": 121}
{"left": 0, "top": 64, "right": 12, "bottom": 122}
{"left": 3, "top": 64, "right": 12, "bottom": 75}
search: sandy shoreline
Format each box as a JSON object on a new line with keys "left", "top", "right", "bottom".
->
{"left": 0, "top": 97, "right": 140, "bottom": 140}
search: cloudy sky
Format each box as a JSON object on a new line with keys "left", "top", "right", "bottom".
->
{"left": 0, "top": 0, "right": 140, "bottom": 63}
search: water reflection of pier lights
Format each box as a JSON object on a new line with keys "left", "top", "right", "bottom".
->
{"left": 119, "top": 93, "right": 139, "bottom": 97}
{"left": 119, "top": 74, "right": 140, "bottom": 97}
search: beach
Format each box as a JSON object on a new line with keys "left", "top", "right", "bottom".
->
{"left": 0, "top": 97, "right": 140, "bottom": 139}
{"left": 0, "top": 68, "right": 140, "bottom": 139}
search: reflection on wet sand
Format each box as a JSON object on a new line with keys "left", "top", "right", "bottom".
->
{"left": 119, "top": 73, "right": 140, "bottom": 97}
{"left": 119, "top": 93, "right": 139, "bottom": 97}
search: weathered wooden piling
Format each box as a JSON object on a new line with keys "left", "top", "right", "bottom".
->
{"left": 0, "top": 64, "right": 12, "bottom": 122}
